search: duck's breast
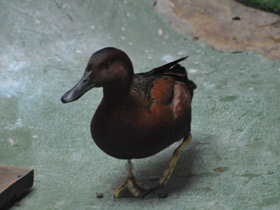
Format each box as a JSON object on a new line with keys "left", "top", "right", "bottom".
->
{"left": 90, "top": 77, "right": 192, "bottom": 159}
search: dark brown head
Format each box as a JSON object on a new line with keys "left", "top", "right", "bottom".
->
{"left": 61, "top": 47, "right": 134, "bottom": 103}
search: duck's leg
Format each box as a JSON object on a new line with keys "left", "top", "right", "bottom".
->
{"left": 114, "top": 134, "right": 192, "bottom": 197}
{"left": 114, "top": 160, "right": 154, "bottom": 198}
{"left": 159, "top": 134, "right": 192, "bottom": 186}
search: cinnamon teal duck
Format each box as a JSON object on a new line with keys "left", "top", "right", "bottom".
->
{"left": 61, "top": 47, "right": 196, "bottom": 197}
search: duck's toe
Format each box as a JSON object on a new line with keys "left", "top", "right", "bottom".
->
{"left": 114, "top": 176, "right": 156, "bottom": 198}
{"left": 114, "top": 160, "right": 158, "bottom": 198}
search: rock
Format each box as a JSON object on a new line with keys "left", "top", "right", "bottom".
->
{"left": 155, "top": 0, "right": 280, "bottom": 60}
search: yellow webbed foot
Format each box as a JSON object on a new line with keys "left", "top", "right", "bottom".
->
{"left": 114, "top": 135, "right": 192, "bottom": 198}
{"left": 114, "top": 160, "right": 156, "bottom": 198}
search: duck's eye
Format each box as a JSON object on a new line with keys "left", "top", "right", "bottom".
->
{"left": 100, "top": 60, "right": 113, "bottom": 69}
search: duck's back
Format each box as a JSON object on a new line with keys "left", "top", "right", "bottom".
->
{"left": 91, "top": 59, "right": 196, "bottom": 159}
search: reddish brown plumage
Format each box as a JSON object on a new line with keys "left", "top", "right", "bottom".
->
{"left": 61, "top": 47, "right": 196, "bottom": 159}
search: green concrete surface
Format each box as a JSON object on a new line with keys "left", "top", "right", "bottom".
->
{"left": 0, "top": 0, "right": 280, "bottom": 209}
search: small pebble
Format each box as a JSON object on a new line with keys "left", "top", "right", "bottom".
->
{"left": 213, "top": 167, "right": 225, "bottom": 173}
{"left": 8, "top": 138, "right": 15, "bottom": 146}
{"left": 232, "top": 16, "right": 241, "bottom": 21}
{"left": 158, "top": 29, "right": 163, "bottom": 36}
{"left": 268, "top": 171, "right": 273, "bottom": 175}
{"left": 96, "top": 192, "right": 104, "bottom": 198}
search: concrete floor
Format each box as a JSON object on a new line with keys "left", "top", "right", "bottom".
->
{"left": 0, "top": 0, "right": 280, "bottom": 209}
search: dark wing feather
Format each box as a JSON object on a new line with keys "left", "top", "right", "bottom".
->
{"left": 132, "top": 56, "right": 197, "bottom": 108}
{"left": 138, "top": 56, "right": 189, "bottom": 77}
{"left": 135, "top": 56, "right": 196, "bottom": 91}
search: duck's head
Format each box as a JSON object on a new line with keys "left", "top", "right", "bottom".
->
{"left": 61, "top": 47, "right": 134, "bottom": 103}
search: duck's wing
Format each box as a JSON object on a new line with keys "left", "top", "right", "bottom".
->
{"left": 132, "top": 57, "right": 197, "bottom": 110}
{"left": 134, "top": 56, "right": 196, "bottom": 96}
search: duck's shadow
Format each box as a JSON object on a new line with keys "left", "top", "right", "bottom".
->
{"left": 111, "top": 140, "right": 204, "bottom": 199}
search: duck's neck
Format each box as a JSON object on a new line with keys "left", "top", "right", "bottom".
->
{"left": 103, "top": 81, "right": 132, "bottom": 105}
{"left": 102, "top": 58, "right": 134, "bottom": 105}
